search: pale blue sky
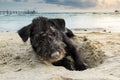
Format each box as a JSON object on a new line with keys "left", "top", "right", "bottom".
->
{"left": 0, "top": 0, "right": 120, "bottom": 12}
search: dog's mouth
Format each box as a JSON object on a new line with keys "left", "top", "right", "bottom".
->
{"left": 50, "top": 51, "right": 65, "bottom": 62}
{"left": 39, "top": 51, "right": 65, "bottom": 64}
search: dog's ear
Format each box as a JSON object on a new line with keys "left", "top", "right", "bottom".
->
{"left": 66, "top": 28, "right": 75, "bottom": 38}
{"left": 18, "top": 24, "right": 31, "bottom": 42}
{"left": 49, "top": 18, "right": 65, "bottom": 31}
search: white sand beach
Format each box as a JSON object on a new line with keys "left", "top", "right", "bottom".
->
{"left": 0, "top": 31, "right": 120, "bottom": 80}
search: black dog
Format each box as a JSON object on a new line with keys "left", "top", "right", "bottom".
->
{"left": 18, "top": 17, "right": 86, "bottom": 70}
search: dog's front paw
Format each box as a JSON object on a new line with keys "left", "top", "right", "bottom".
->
{"left": 75, "top": 64, "right": 87, "bottom": 71}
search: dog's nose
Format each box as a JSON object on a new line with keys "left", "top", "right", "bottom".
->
{"left": 51, "top": 51, "right": 60, "bottom": 58}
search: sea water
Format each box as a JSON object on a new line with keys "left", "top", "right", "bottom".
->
{"left": 0, "top": 12, "right": 120, "bottom": 32}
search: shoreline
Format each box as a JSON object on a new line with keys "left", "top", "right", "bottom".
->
{"left": 1, "top": 27, "right": 119, "bottom": 33}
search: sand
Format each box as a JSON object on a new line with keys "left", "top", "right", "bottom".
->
{"left": 0, "top": 31, "right": 120, "bottom": 80}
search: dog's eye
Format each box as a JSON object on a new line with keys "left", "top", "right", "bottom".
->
{"left": 50, "top": 24, "right": 54, "bottom": 27}
{"left": 50, "top": 26, "right": 55, "bottom": 31}
{"left": 53, "top": 32, "right": 56, "bottom": 36}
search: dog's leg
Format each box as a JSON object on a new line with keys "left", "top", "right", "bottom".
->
{"left": 52, "top": 58, "right": 74, "bottom": 70}
{"left": 62, "top": 34, "right": 86, "bottom": 70}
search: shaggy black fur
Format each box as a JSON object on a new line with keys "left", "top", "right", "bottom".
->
{"left": 18, "top": 16, "right": 86, "bottom": 70}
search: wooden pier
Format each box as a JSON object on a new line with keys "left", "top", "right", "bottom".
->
{"left": 0, "top": 10, "right": 37, "bottom": 15}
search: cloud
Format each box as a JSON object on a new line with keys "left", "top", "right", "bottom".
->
{"left": 0, "top": 0, "right": 44, "bottom": 3}
{"left": 0, "top": 0, "right": 120, "bottom": 12}
{"left": 0, "top": 0, "right": 14, "bottom": 2}
{"left": 0, "top": 0, "right": 98, "bottom": 8}
{"left": 96, "top": 0, "right": 120, "bottom": 10}
{"left": 44, "top": 0, "right": 98, "bottom": 8}
{"left": 13, "top": 0, "right": 27, "bottom": 2}
{"left": 13, "top": 0, "right": 44, "bottom": 3}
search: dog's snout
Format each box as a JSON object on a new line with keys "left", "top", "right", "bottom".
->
{"left": 51, "top": 51, "right": 60, "bottom": 58}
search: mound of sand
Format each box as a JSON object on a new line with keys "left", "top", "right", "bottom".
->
{"left": 70, "top": 36, "right": 106, "bottom": 68}
{"left": 0, "top": 32, "right": 120, "bottom": 80}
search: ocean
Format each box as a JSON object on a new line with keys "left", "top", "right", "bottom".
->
{"left": 0, "top": 12, "right": 120, "bottom": 32}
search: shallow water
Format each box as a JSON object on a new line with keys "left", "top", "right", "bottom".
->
{"left": 0, "top": 12, "right": 120, "bottom": 32}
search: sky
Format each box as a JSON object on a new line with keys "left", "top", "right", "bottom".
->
{"left": 0, "top": 0, "right": 120, "bottom": 12}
